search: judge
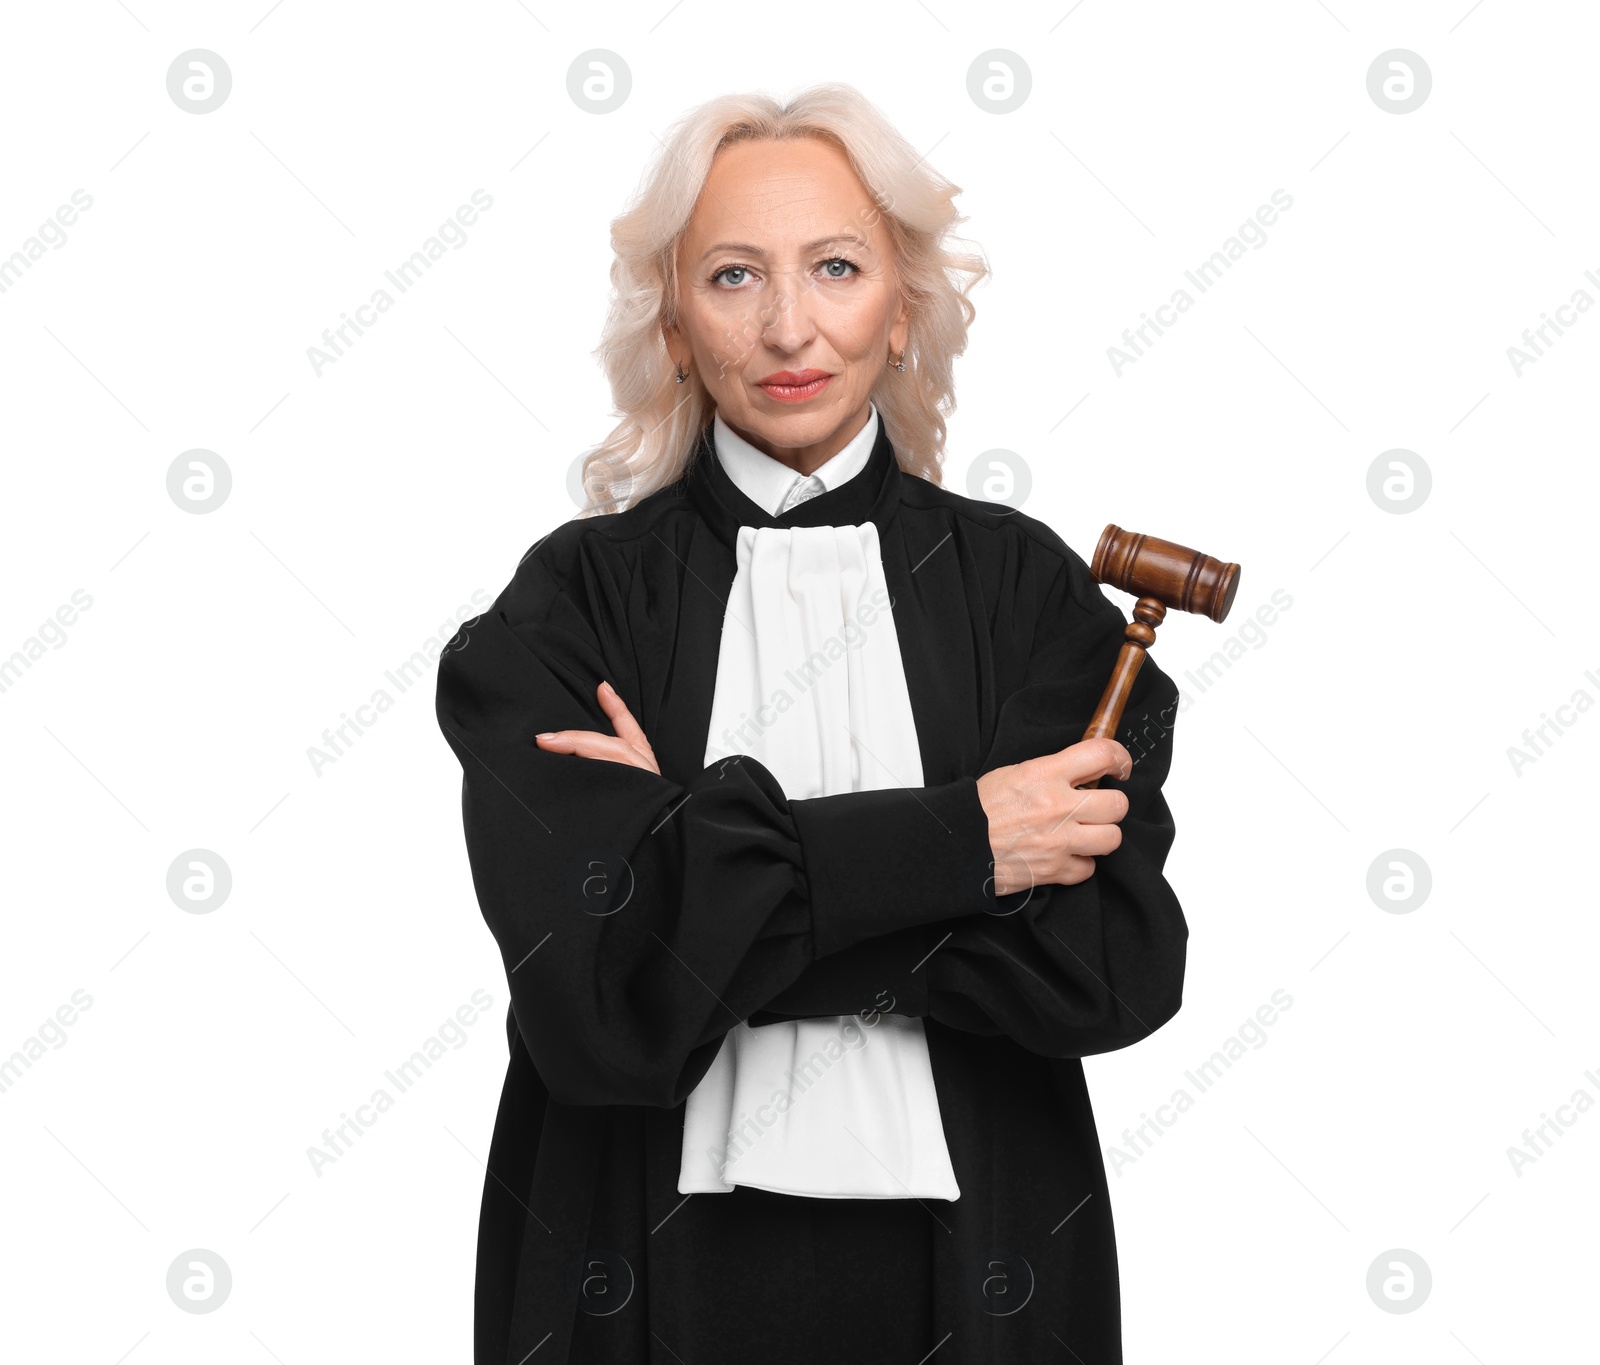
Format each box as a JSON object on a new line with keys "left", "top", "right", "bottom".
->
{"left": 436, "top": 82, "right": 1187, "bottom": 1365}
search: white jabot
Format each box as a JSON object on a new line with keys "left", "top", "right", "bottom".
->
{"left": 675, "top": 411, "right": 961, "bottom": 1202}
{"left": 711, "top": 403, "right": 880, "bottom": 516}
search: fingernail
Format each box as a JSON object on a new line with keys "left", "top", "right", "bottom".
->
{"left": 536, "top": 733, "right": 555, "bottom": 741}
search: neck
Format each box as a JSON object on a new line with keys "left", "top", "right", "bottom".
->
{"left": 720, "top": 402, "right": 872, "bottom": 478}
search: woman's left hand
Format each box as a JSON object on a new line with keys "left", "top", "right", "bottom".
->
{"left": 535, "top": 680, "right": 661, "bottom": 775}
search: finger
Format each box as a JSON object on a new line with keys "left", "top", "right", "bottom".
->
{"left": 599, "top": 683, "right": 658, "bottom": 767}
{"left": 1068, "top": 823, "right": 1123, "bottom": 857}
{"left": 1037, "top": 786, "right": 1122, "bottom": 844}
{"left": 1055, "top": 737, "right": 1133, "bottom": 787}
{"left": 1066, "top": 787, "right": 1131, "bottom": 826}
{"left": 535, "top": 730, "right": 654, "bottom": 770}
{"left": 597, "top": 681, "right": 658, "bottom": 759}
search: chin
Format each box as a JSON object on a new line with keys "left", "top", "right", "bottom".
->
{"left": 735, "top": 394, "right": 823, "bottom": 425}
{"left": 751, "top": 414, "right": 843, "bottom": 449}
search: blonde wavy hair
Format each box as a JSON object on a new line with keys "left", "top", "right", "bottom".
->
{"left": 577, "top": 82, "right": 990, "bottom": 517}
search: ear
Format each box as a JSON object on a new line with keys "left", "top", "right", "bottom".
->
{"left": 888, "top": 294, "right": 910, "bottom": 359}
{"left": 661, "top": 320, "right": 680, "bottom": 367}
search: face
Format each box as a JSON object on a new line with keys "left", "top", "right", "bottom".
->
{"left": 663, "top": 136, "right": 909, "bottom": 473}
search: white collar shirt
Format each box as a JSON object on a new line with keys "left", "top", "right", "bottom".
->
{"left": 711, "top": 403, "right": 880, "bottom": 515}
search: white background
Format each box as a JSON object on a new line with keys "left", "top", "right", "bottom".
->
{"left": 2, "top": 1, "right": 1595, "bottom": 1360}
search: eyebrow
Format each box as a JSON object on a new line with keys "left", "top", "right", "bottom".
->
{"left": 697, "top": 233, "right": 872, "bottom": 263}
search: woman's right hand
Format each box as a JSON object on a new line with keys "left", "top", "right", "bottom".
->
{"left": 975, "top": 737, "right": 1134, "bottom": 896}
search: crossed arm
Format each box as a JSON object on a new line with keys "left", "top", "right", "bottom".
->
{"left": 536, "top": 677, "right": 1136, "bottom": 899}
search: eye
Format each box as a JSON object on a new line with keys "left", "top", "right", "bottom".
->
{"left": 710, "top": 264, "right": 752, "bottom": 287}
{"left": 820, "top": 256, "right": 861, "bottom": 279}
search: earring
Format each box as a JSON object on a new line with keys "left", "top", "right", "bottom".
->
{"left": 674, "top": 361, "right": 687, "bottom": 384}
{"left": 894, "top": 351, "right": 906, "bottom": 372}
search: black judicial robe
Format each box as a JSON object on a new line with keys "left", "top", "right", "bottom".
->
{"left": 434, "top": 416, "right": 1188, "bottom": 1365}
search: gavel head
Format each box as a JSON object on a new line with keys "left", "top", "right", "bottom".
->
{"left": 1091, "top": 524, "right": 1240, "bottom": 623}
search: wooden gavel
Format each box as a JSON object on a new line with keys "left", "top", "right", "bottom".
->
{"left": 1078, "top": 524, "right": 1240, "bottom": 785}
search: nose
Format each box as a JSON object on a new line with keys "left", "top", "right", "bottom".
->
{"left": 758, "top": 269, "right": 819, "bottom": 354}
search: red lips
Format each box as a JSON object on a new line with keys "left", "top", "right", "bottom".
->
{"left": 757, "top": 369, "right": 831, "bottom": 385}
{"left": 756, "top": 369, "right": 833, "bottom": 403}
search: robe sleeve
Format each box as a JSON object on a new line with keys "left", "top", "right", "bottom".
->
{"left": 755, "top": 539, "right": 1189, "bottom": 1061}
{"left": 434, "top": 528, "right": 996, "bottom": 1109}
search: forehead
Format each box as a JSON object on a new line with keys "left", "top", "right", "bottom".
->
{"left": 685, "top": 136, "right": 887, "bottom": 252}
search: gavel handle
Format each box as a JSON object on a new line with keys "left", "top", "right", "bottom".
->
{"left": 1076, "top": 597, "right": 1164, "bottom": 790}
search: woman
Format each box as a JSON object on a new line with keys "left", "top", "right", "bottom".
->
{"left": 436, "top": 83, "right": 1187, "bottom": 1365}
